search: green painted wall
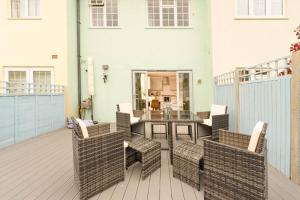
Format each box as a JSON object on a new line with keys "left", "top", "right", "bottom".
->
{"left": 80, "top": 0, "right": 213, "bottom": 122}
{"left": 67, "top": 0, "right": 78, "bottom": 118}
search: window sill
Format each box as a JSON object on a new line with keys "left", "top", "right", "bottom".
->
{"left": 8, "top": 17, "right": 42, "bottom": 20}
{"left": 145, "top": 26, "right": 193, "bottom": 29}
{"left": 89, "top": 27, "right": 121, "bottom": 29}
{"left": 234, "top": 16, "right": 288, "bottom": 20}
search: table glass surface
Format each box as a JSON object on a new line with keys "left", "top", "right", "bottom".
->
{"left": 140, "top": 111, "right": 203, "bottom": 122}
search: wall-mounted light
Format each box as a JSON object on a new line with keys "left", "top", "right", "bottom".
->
{"left": 102, "top": 65, "right": 109, "bottom": 83}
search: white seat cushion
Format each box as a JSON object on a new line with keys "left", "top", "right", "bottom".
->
{"left": 248, "top": 121, "right": 265, "bottom": 152}
{"left": 118, "top": 103, "right": 140, "bottom": 124}
{"left": 130, "top": 116, "right": 140, "bottom": 125}
{"left": 209, "top": 105, "right": 227, "bottom": 120}
{"left": 203, "top": 119, "right": 212, "bottom": 126}
{"left": 76, "top": 118, "right": 89, "bottom": 138}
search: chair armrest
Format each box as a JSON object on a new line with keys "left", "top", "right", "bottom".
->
{"left": 217, "top": 129, "right": 250, "bottom": 150}
{"left": 211, "top": 114, "right": 229, "bottom": 131}
{"left": 197, "top": 111, "right": 210, "bottom": 119}
{"left": 86, "top": 123, "right": 110, "bottom": 137}
{"left": 203, "top": 138, "right": 266, "bottom": 163}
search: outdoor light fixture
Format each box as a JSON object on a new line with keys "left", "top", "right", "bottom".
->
{"left": 102, "top": 65, "right": 109, "bottom": 83}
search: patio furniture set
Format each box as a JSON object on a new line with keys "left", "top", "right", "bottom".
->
{"left": 71, "top": 104, "right": 268, "bottom": 200}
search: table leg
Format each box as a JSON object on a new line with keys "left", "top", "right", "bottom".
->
{"left": 168, "top": 121, "right": 173, "bottom": 165}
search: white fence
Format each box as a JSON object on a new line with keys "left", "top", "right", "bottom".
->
{"left": 214, "top": 56, "right": 292, "bottom": 177}
{"left": 0, "top": 81, "right": 64, "bottom": 96}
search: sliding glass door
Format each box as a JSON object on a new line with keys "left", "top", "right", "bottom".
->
{"left": 132, "top": 71, "right": 149, "bottom": 110}
{"left": 176, "top": 71, "right": 192, "bottom": 111}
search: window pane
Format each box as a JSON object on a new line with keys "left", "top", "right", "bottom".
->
{"left": 11, "top": 0, "right": 21, "bottom": 17}
{"left": 106, "top": 0, "right": 118, "bottom": 27}
{"left": 148, "top": 0, "right": 160, "bottom": 26}
{"left": 33, "top": 71, "right": 51, "bottom": 84}
{"left": 253, "top": 0, "right": 266, "bottom": 16}
{"left": 91, "top": 6, "right": 104, "bottom": 27}
{"left": 8, "top": 71, "right": 26, "bottom": 82}
{"left": 33, "top": 71, "right": 51, "bottom": 94}
{"left": 270, "top": 0, "right": 283, "bottom": 16}
{"left": 28, "top": 0, "right": 40, "bottom": 17}
{"left": 162, "top": 0, "right": 174, "bottom": 6}
{"left": 177, "top": 0, "right": 189, "bottom": 27}
{"left": 236, "top": 0, "right": 249, "bottom": 16}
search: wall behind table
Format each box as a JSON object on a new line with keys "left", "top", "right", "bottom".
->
{"left": 0, "top": 95, "right": 66, "bottom": 148}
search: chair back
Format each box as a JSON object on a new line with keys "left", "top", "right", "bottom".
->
{"left": 117, "top": 103, "right": 134, "bottom": 117}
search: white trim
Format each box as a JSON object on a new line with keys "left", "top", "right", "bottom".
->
{"left": 235, "top": 0, "right": 286, "bottom": 18}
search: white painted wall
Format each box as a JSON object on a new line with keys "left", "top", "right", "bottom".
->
{"left": 211, "top": 0, "right": 300, "bottom": 76}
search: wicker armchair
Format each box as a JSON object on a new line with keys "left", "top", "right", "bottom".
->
{"left": 116, "top": 111, "right": 144, "bottom": 141}
{"left": 72, "top": 118, "right": 125, "bottom": 200}
{"left": 204, "top": 128, "right": 268, "bottom": 200}
{"left": 197, "top": 105, "right": 229, "bottom": 140}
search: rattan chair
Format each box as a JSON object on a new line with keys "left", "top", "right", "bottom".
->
{"left": 72, "top": 118, "right": 125, "bottom": 200}
{"left": 116, "top": 111, "right": 161, "bottom": 178}
{"left": 203, "top": 127, "right": 268, "bottom": 200}
{"left": 197, "top": 105, "right": 229, "bottom": 140}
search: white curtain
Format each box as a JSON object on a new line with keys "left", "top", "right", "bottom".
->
{"left": 253, "top": 0, "right": 266, "bottom": 16}
{"left": 28, "top": 0, "right": 40, "bottom": 17}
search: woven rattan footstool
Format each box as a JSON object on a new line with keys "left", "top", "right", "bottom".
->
{"left": 126, "top": 136, "right": 161, "bottom": 178}
{"left": 173, "top": 141, "right": 204, "bottom": 190}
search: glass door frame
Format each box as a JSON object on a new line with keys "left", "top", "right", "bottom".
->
{"left": 132, "top": 70, "right": 149, "bottom": 110}
{"left": 176, "top": 70, "right": 193, "bottom": 111}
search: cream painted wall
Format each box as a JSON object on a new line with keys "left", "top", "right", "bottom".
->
{"left": 0, "top": 0, "right": 78, "bottom": 117}
{"left": 211, "top": 0, "right": 300, "bottom": 76}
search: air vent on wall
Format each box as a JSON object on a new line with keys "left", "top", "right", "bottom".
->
{"left": 89, "top": 0, "right": 104, "bottom": 7}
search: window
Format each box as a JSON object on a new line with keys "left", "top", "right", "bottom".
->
{"left": 5, "top": 68, "right": 53, "bottom": 84}
{"left": 147, "top": 0, "right": 190, "bottom": 27}
{"left": 4, "top": 67, "right": 53, "bottom": 94}
{"left": 90, "top": 0, "right": 118, "bottom": 28}
{"left": 10, "top": 0, "right": 41, "bottom": 18}
{"left": 236, "top": 0, "right": 284, "bottom": 17}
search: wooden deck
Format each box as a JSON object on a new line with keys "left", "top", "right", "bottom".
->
{"left": 0, "top": 128, "right": 300, "bottom": 200}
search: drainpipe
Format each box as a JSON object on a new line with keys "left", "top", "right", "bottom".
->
{"left": 76, "top": 0, "right": 82, "bottom": 118}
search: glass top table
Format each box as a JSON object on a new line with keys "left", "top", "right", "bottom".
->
{"left": 140, "top": 111, "right": 203, "bottom": 122}
{"left": 139, "top": 111, "right": 203, "bottom": 164}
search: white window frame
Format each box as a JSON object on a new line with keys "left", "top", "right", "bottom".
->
{"left": 9, "top": 0, "right": 42, "bottom": 19}
{"left": 4, "top": 67, "right": 54, "bottom": 84}
{"left": 146, "top": 0, "right": 192, "bottom": 28}
{"left": 89, "top": 0, "right": 120, "bottom": 29}
{"left": 235, "top": 0, "right": 287, "bottom": 19}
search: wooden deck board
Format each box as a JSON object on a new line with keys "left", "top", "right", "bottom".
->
{"left": 0, "top": 128, "right": 299, "bottom": 200}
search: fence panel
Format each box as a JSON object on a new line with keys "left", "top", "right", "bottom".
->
{"left": 0, "top": 95, "right": 66, "bottom": 149}
{"left": 240, "top": 76, "right": 291, "bottom": 177}
{"left": 214, "top": 84, "right": 236, "bottom": 131}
